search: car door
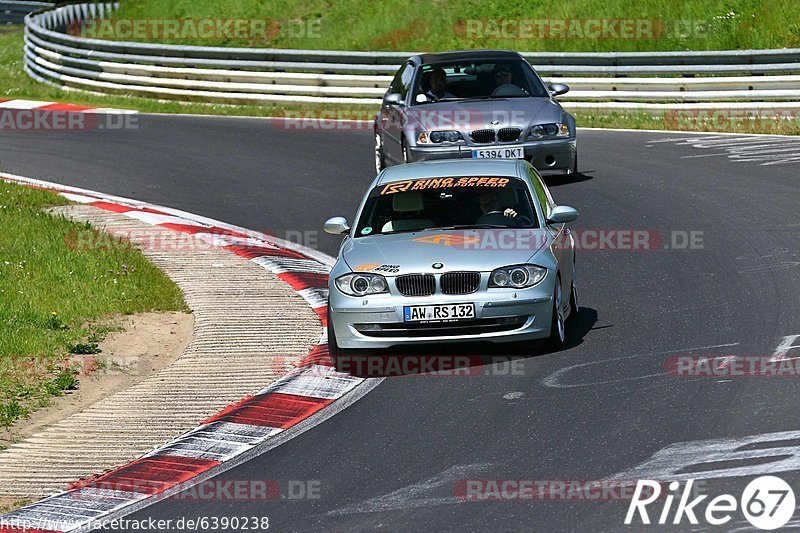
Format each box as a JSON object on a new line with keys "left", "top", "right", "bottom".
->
{"left": 379, "top": 61, "right": 415, "bottom": 163}
{"left": 529, "top": 167, "right": 573, "bottom": 300}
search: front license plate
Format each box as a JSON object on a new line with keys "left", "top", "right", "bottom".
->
{"left": 404, "top": 303, "right": 475, "bottom": 322}
{"left": 472, "top": 146, "right": 525, "bottom": 159}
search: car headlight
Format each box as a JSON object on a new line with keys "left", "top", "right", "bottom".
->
{"left": 528, "top": 123, "right": 570, "bottom": 139}
{"left": 488, "top": 265, "right": 547, "bottom": 288}
{"left": 418, "top": 130, "right": 463, "bottom": 144}
{"left": 335, "top": 273, "right": 389, "bottom": 296}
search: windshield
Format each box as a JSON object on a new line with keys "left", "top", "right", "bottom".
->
{"left": 412, "top": 59, "right": 548, "bottom": 104}
{"left": 354, "top": 177, "right": 538, "bottom": 237}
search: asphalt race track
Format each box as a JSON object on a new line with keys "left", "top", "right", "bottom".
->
{"left": 2, "top": 116, "right": 800, "bottom": 531}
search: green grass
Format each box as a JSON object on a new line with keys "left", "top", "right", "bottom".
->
{"left": 574, "top": 111, "right": 800, "bottom": 134}
{"left": 0, "top": 183, "right": 188, "bottom": 426}
{"left": 108, "top": 0, "right": 800, "bottom": 51}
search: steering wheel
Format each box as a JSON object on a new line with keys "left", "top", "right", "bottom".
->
{"left": 480, "top": 211, "right": 534, "bottom": 227}
{"left": 490, "top": 84, "right": 528, "bottom": 97}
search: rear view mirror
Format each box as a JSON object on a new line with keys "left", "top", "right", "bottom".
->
{"left": 384, "top": 93, "right": 403, "bottom": 105}
{"left": 324, "top": 216, "right": 351, "bottom": 235}
{"left": 549, "top": 83, "right": 570, "bottom": 96}
{"left": 547, "top": 205, "right": 578, "bottom": 224}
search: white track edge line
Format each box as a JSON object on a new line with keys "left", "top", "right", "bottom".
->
{"left": 69, "top": 376, "right": 384, "bottom": 533}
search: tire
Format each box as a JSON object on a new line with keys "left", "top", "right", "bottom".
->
{"left": 568, "top": 281, "right": 579, "bottom": 323}
{"left": 374, "top": 132, "right": 386, "bottom": 173}
{"left": 402, "top": 138, "right": 411, "bottom": 163}
{"left": 567, "top": 258, "right": 578, "bottom": 322}
{"left": 545, "top": 277, "right": 566, "bottom": 350}
{"left": 567, "top": 150, "right": 578, "bottom": 175}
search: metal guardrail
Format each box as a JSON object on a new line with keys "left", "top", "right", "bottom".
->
{"left": 22, "top": 3, "right": 800, "bottom": 112}
{"left": 1, "top": 1, "right": 51, "bottom": 24}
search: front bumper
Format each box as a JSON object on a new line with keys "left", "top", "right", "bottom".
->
{"left": 408, "top": 138, "right": 576, "bottom": 172}
{"left": 329, "top": 277, "right": 555, "bottom": 350}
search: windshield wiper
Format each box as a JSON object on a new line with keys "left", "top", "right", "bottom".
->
{"left": 449, "top": 97, "right": 492, "bottom": 103}
{"left": 423, "top": 224, "right": 509, "bottom": 231}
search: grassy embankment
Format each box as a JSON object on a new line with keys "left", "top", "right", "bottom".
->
{"left": 0, "top": 183, "right": 187, "bottom": 429}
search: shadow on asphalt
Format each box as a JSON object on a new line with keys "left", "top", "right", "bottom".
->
{"left": 543, "top": 306, "right": 600, "bottom": 354}
{"left": 334, "top": 306, "right": 599, "bottom": 378}
{"left": 543, "top": 170, "right": 594, "bottom": 187}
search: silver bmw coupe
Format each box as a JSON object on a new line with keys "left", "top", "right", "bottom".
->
{"left": 324, "top": 158, "right": 579, "bottom": 363}
{"left": 374, "top": 50, "right": 577, "bottom": 175}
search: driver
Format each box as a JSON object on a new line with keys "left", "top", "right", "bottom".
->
{"left": 426, "top": 67, "right": 456, "bottom": 100}
{"left": 477, "top": 190, "right": 519, "bottom": 225}
{"left": 492, "top": 64, "right": 514, "bottom": 88}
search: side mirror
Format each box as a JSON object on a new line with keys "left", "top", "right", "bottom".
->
{"left": 384, "top": 92, "right": 403, "bottom": 105}
{"left": 324, "top": 216, "right": 351, "bottom": 235}
{"left": 549, "top": 83, "right": 569, "bottom": 96}
{"left": 547, "top": 205, "right": 578, "bottom": 225}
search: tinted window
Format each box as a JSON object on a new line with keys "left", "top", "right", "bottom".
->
{"left": 412, "top": 59, "right": 548, "bottom": 103}
{"left": 355, "top": 176, "right": 538, "bottom": 236}
{"left": 528, "top": 167, "right": 554, "bottom": 220}
{"left": 389, "top": 62, "right": 415, "bottom": 99}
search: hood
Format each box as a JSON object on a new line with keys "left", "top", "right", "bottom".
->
{"left": 404, "top": 97, "right": 564, "bottom": 131}
{"left": 341, "top": 228, "right": 550, "bottom": 275}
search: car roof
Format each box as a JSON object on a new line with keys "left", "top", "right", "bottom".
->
{"left": 376, "top": 159, "right": 525, "bottom": 185}
{"left": 415, "top": 50, "right": 523, "bottom": 65}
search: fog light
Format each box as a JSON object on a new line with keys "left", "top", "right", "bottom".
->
{"left": 354, "top": 323, "right": 382, "bottom": 332}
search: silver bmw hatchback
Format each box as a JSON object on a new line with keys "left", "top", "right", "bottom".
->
{"left": 324, "top": 159, "right": 579, "bottom": 363}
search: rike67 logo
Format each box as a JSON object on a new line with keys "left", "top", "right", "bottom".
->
{"left": 625, "top": 476, "right": 795, "bottom": 530}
